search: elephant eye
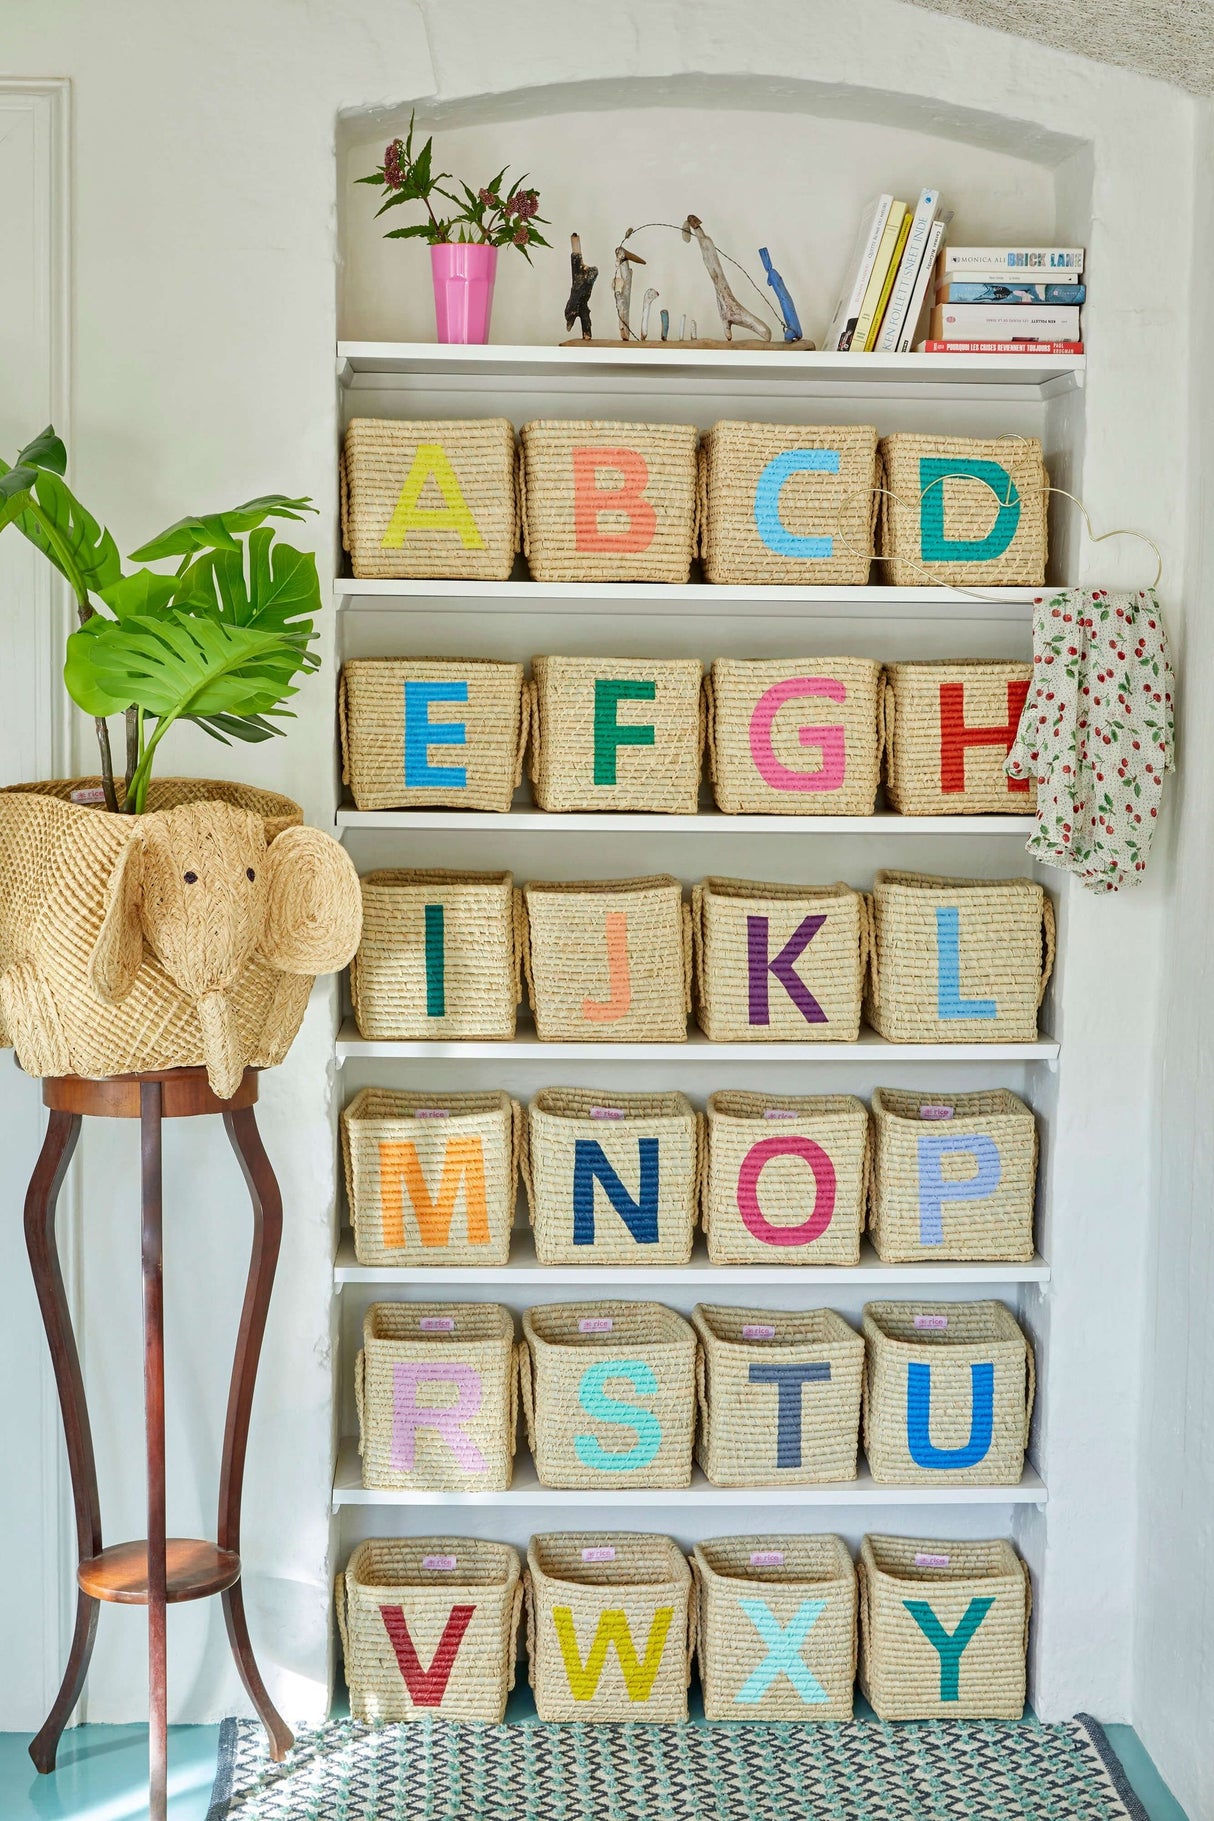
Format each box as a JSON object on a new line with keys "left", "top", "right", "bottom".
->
{"left": 247, "top": 867, "right": 256, "bottom": 881}
{"left": 183, "top": 871, "right": 198, "bottom": 884}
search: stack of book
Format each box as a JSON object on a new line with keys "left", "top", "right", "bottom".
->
{"left": 825, "top": 190, "right": 948, "bottom": 353}
{"left": 920, "top": 246, "right": 1085, "bottom": 353}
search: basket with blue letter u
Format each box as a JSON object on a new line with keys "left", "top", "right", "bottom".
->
{"left": 698, "top": 421, "right": 879, "bottom": 585}
{"left": 861, "top": 1301, "right": 1034, "bottom": 1486}
{"left": 519, "top": 1301, "right": 696, "bottom": 1489}
{"left": 869, "top": 1088, "right": 1037, "bottom": 1263}
{"left": 339, "top": 658, "right": 528, "bottom": 813}
{"left": 877, "top": 433, "right": 1047, "bottom": 587}
{"left": 858, "top": 1534, "right": 1030, "bottom": 1719}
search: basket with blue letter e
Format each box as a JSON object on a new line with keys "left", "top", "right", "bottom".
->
{"left": 528, "top": 655, "right": 704, "bottom": 814}
{"left": 861, "top": 1301, "right": 1035, "bottom": 1486}
{"left": 692, "top": 1305, "right": 864, "bottom": 1486}
{"left": 869, "top": 1088, "right": 1037, "bottom": 1263}
{"left": 339, "top": 658, "right": 528, "bottom": 813}
{"left": 858, "top": 1534, "right": 1030, "bottom": 1719}
{"left": 864, "top": 871, "right": 1055, "bottom": 1043}
{"left": 519, "top": 1301, "right": 696, "bottom": 1489}
{"left": 522, "top": 1088, "right": 701, "bottom": 1266}
{"left": 350, "top": 869, "right": 523, "bottom": 1040}
{"left": 692, "top": 876, "right": 870, "bottom": 1042}
{"left": 698, "top": 421, "right": 879, "bottom": 585}
{"left": 877, "top": 433, "right": 1047, "bottom": 587}
{"left": 341, "top": 418, "right": 518, "bottom": 580}
{"left": 692, "top": 1534, "right": 856, "bottom": 1720}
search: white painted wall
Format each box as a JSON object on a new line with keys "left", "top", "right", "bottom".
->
{"left": 0, "top": 7, "right": 1203, "bottom": 1797}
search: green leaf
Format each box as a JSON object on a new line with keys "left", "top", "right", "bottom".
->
{"left": 128, "top": 493, "right": 315, "bottom": 562}
{"left": 356, "top": 171, "right": 388, "bottom": 186}
{"left": 384, "top": 223, "right": 437, "bottom": 240}
{"left": 21, "top": 470, "right": 122, "bottom": 594}
{"left": 0, "top": 463, "right": 36, "bottom": 501}
{"left": 97, "top": 568, "right": 180, "bottom": 621}
{"left": 65, "top": 611, "right": 307, "bottom": 726}
{"left": 16, "top": 426, "right": 67, "bottom": 476}
{"left": 190, "top": 709, "right": 290, "bottom": 745}
{"left": 175, "top": 530, "right": 320, "bottom": 642}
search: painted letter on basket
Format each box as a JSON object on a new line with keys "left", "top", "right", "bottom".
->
{"left": 381, "top": 444, "right": 485, "bottom": 549}
{"left": 404, "top": 680, "right": 468, "bottom": 789}
{"left": 736, "top": 1136, "right": 837, "bottom": 1246}
{"left": 916, "top": 1133, "right": 1001, "bottom": 1247}
{"left": 377, "top": 1135, "right": 490, "bottom": 1250}
{"left": 935, "top": 907, "right": 996, "bottom": 1021}
{"left": 391, "top": 1361, "right": 487, "bottom": 1473}
{"left": 575, "top": 1359, "right": 662, "bottom": 1471}
{"left": 379, "top": 1604, "right": 476, "bottom": 1707}
{"left": 583, "top": 910, "right": 632, "bottom": 1022}
{"left": 748, "top": 676, "right": 848, "bottom": 792}
{"left": 902, "top": 1598, "right": 994, "bottom": 1701}
{"left": 752, "top": 450, "right": 841, "bottom": 558}
{"left": 553, "top": 1606, "right": 674, "bottom": 1701}
{"left": 573, "top": 1138, "right": 660, "bottom": 1245}
{"left": 905, "top": 1360, "right": 994, "bottom": 1470}
{"left": 572, "top": 448, "right": 657, "bottom": 552}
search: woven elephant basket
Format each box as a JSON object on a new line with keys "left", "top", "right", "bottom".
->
{"left": 350, "top": 869, "right": 523, "bottom": 1040}
{"left": 522, "top": 876, "right": 691, "bottom": 1042}
{"left": 692, "top": 877, "right": 869, "bottom": 1042}
{"left": 698, "top": 422, "right": 879, "bottom": 586}
{"left": 706, "top": 656, "right": 883, "bottom": 815}
{"left": 703, "top": 1090, "right": 870, "bottom": 1265}
{"left": 339, "top": 657, "right": 529, "bottom": 813}
{"left": 881, "top": 661, "right": 1035, "bottom": 815}
{"left": 340, "top": 417, "right": 518, "bottom": 580}
{"left": 869, "top": 1088, "right": 1037, "bottom": 1264}
{"left": 520, "top": 421, "right": 699, "bottom": 584}
{"left": 693, "top": 1534, "right": 856, "bottom": 1721}
{"left": 528, "top": 655, "right": 704, "bottom": 814}
{"left": 877, "top": 433, "right": 1048, "bottom": 588}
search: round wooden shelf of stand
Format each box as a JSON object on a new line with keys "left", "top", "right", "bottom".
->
{"left": 78, "top": 1539, "right": 243, "bottom": 1605}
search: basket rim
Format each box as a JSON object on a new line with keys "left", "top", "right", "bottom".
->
{"left": 707, "top": 1089, "right": 867, "bottom": 1123}
{"left": 345, "top": 414, "right": 516, "bottom": 434}
{"left": 343, "top": 1086, "right": 515, "bottom": 1124}
{"left": 361, "top": 867, "right": 514, "bottom": 889}
{"left": 527, "top": 1531, "right": 690, "bottom": 1589}
{"left": 532, "top": 654, "right": 704, "bottom": 676}
{"left": 873, "top": 868, "right": 1043, "bottom": 897}
{"left": 531, "top": 1087, "right": 695, "bottom": 1122}
{"left": 860, "top": 1533, "right": 1023, "bottom": 1584}
{"left": 521, "top": 418, "right": 700, "bottom": 439}
{"left": 693, "top": 1534, "right": 854, "bottom": 1586}
{"left": 871, "top": 1087, "right": 1031, "bottom": 1123}
{"left": 710, "top": 654, "right": 881, "bottom": 677}
{"left": 692, "top": 1304, "right": 862, "bottom": 1353}
{"left": 364, "top": 1301, "right": 515, "bottom": 1344}
{"left": 698, "top": 876, "right": 857, "bottom": 904}
{"left": 342, "top": 655, "right": 525, "bottom": 676}
{"left": 861, "top": 1300, "right": 1024, "bottom": 1350}
{"left": 524, "top": 874, "right": 682, "bottom": 899}
{"left": 523, "top": 1301, "right": 694, "bottom": 1350}
{"left": 345, "top": 1536, "right": 521, "bottom": 1593}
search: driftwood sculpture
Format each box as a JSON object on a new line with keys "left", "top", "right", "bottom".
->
{"left": 564, "top": 233, "right": 598, "bottom": 340}
{"left": 760, "top": 246, "right": 803, "bottom": 342}
{"left": 612, "top": 244, "right": 646, "bottom": 340}
{"left": 682, "top": 214, "right": 772, "bottom": 341}
{"left": 640, "top": 287, "right": 659, "bottom": 340}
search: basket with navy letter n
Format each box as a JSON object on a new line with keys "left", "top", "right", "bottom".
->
{"left": 869, "top": 1088, "right": 1037, "bottom": 1264}
{"left": 693, "top": 1305, "right": 864, "bottom": 1487}
{"left": 522, "top": 1089, "right": 701, "bottom": 1266}
{"left": 339, "top": 657, "right": 528, "bottom": 813}
{"left": 519, "top": 1301, "right": 696, "bottom": 1489}
{"left": 693, "top": 877, "right": 869, "bottom": 1042}
{"left": 350, "top": 869, "right": 523, "bottom": 1040}
{"left": 707, "top": 656, "right": 883, "bottom": 816}
{"left": 693, "top": 1534, "right": 856, "bottom": 1721}
{"left": 703, "top": 1090, "right": 870, "bottom": 1266}
{"left": 865, "top": 871, "right": 1055, "bottom": 1044}
{"left": 881, "top": 660, "right": 1035, "bottom": 816}
{"left": 528, "top": 655, "right": 704, "bottom": 814}
{"left": 698, "top": 422, "right": 879, "bottom": 586}
{"left": 525, "top": 1533, "right": 694, "bottom": 1721}
{"left": 522, "top": 876, "right": 691, "bottom": 1042}
{"left": 340, "top": 418, "right": 518, "bottom": 581}
{"left": 337, "top": 1537, "right": 523, "bottom": 1722}
{"left": 858, "top": 1534, "right": 1030, "bottom": 1719}
{"left": 520, "top": 421, "right": 699, "bottom": 583}
{"left": 862, "top": 1301, "right": 1035, "bottom": 1486}
{"left": 877, "top": 433, "right": 1048, "bottom": 588}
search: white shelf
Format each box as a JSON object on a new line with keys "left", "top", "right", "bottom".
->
{"left": 336, "top": 340, "right": 1083, "bottom": 401}
{"left": 334, "top": 577, "right": 1044, "bottom": 621}
{"left": 333, "top": 1231, "right": 1049, "bottom": 1288}
{"left": 337, "top": 806, "right": 1035, "bottom": 836}
{"left": 332, "top": 1440, "right": 1047, "bottom": 1509}
{"left": 335, "top": 1018, "right": 1059, "bottom": 1065}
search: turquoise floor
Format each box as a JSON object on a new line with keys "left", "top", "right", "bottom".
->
{"left": 0, "top": 1705, "right": 1188, "bottom": 1820}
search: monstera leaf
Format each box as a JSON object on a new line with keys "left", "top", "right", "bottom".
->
{"left": 0, "top": 442, "right": 120, "bottom": 597}
{"left": 172, "top": 528, "right": 320, "bottom": 641}
{"left": 96, "top": 568, "right": 180, "bottom": 621}
{"left": 129, "top": 494, "right": 316, "bottom": 562}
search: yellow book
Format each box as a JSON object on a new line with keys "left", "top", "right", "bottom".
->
{"left": 866, "top": 210, "right": 913, "bottom": 350}
{"left": 853, "top": 201, "right": 908, "bottom": 352}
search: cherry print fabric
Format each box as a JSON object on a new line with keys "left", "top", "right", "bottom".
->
{"left": 1005, "top": 588, "right": 1174, "bottom": 892}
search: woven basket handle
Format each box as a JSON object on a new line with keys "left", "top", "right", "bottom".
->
{"left": 680, "top": 901, "right": 694, "bottom": 1019}
{"left": 354, "top": 1349, "right": 366, "bottom": 1453}
{"left": 1020, "top": 1558, "right": 1033, "bottom": 1658}
{"left": 695, "top": 672, "right": 707, "bottom": 789}
{"left": 507, "top": 1576, "right": 524, "bottom": 1692}
{"left": 693, "top": 1344, "right": 709, "bottom": 1447}
{"left": 514, "top": 683, "right": 532, "bottom": 794}
{"left": 507, "top": 1340, "right": 521, "bottom": 1460}
{"left": 694, "top": 1110, "right": 707, "bottom": 1236}
{"left": 523, "top": 680, "right": 540, "bottom": 790}
{"left": 511, "top": 888, "right": 527, "bottom": 1011}
{"left": 695, "top": 443, "right": 708, "bottom": 561}
{"left": 339, "top": 447, "right": 350, "bottom": 556}
{"left": 334, "top": 1569, "right": 349, "bottom": 1662}
{"left": 876, "top": 672, "right": 891, "bottom": 780}
{"left": 703, "top": 670, "right": 719, "bottom": 791}
{"left": 519, "top": 895, "right": 535, "bottom": 1022}
{"left": 1023, "top": 1336, "right": 1037, "bottom": 1449}
{"left": 860, "top": 1111, "right": 874, "bottom": 1236}
{"left": 859, "top": 1350, "right": 872, "bottom": 1460}
{"left": 518, "top": 443, "right": 531, "bottom": 563}
{"left": 518, "top": 1342, "right": 537, "bottom": 1455}
{"left": 684, "top": 1565, "right": 698, "bottom": 1684}
{"left": 338, "top": 667, "right": 352, "bottom": 789}
{"left": 861, "top": 892, "right": 879, "bottom": 1011}
{"left": 515, "top": 1100, "right": 534, "bottom": 1221}
{"left": 1037, "top": 894, "right": 1057, "bottom": 1010}
{"left": 690, "top": 884, "right": 707, "bottom": 1026}
{"left": 856, "top": 1560, "right": 870, "bottom": 1687}
{"left": 522, "top": 1568, "right": 536, "bottom": 1667}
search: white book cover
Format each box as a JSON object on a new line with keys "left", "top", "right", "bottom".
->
{"left": 825, "top": 195, "right": 894, "bottom": 351}
{"left": 940, "top": 245, "right": 1085, "bottom": 273}
{"left": 877, "top": 188, "right": 941, "bottom": 352}
{"left": 897, "top": 219, "right": 947, "bottom": 352}
{"left": 930, "top": 302, "right": 1082, "bottom": 338}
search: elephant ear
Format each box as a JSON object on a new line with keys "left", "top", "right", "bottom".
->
{"left": 89, "top": 835, "right": 146, "bottom": 1001}
{"left": 259, "top": 825, "right": 362, "bottom": 976}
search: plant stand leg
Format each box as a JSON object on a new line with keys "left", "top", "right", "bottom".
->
{"left": 24, "top": 1107, "right": 97, "bottom": 1774}
{"left": 141, "top": 1080, "right": 168, "bottom": 1821}
{"left": 218, "top": 1105, "right": 293, "bottom": 1762}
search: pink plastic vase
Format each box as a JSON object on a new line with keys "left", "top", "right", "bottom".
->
{"left": 431, "top": 243, "right": 498, "bottom": 344}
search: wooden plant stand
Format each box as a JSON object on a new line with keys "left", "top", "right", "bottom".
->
{"left": 24, "top": 1066, "right": 293, "bottom": 1821}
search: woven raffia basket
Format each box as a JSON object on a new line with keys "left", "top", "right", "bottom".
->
{"left": 692, "top": 877, "right": 869, "bottom": 1042}
{"left": 350, "top": 869, "right": 522, "bottom": 1040}
{"left": 865, "top": 871, "right": 1055, "bottom": 1044}
{"left": 522, "top": 1088, "right": 701, "bottom": 1266}
{"left": 881, "top": 661, "right": 1035, "bottom": 815}
{"left": 355, "top": 1302, "right": 518, "bottom": 1491}
{"left": 337, "top": 1537, "right": 522, "bottom": 1721}
{"left": 699, "top": 422, "right": 879, "bottom": 585}
{"left": 693, "top": 1535, "right": 856, "bottom": 1720}
{"left": 341, "top": 1088, "right": 522, "bottom": 1267}
{"left": 520, "top": 1301, "right": 696, "bottom": 1489}
{"left": 340, "top": 418, "right": 517, "bottom": 580}
{"left": 862, "top": 1300, "right": 1034, "bottom": 1486}
{"left": 523, "top": 876, "right": 690, "bottom": 1042}
{"left": 339, "top": 658, "right": 528, "bottom": 813}
{"left": 869, "top": 1088, "right": 1037, "bottom": 1264}
{"left": 703, "top": 1091, "right": 870, "bottom": 1266}
{"left": 526, "top": 1533, "right": 693, "bottom": 1721}
{"left": 878, "top": 434, "right": 1048, "bottom": 587}
{"left": 693, "top": 1304, "right": 864, "bottom": 1486}
{"left": 707, "top": 657, "right": 883, "bottom": 815}
{"left": 528, "top": 655, "right": 704, "bottom": 813}
{"left": 859, "top": 1534, "right": 1029, "bottom": 1719}
{"left": 520, "top": 421, "right": 699, "bottom": 583}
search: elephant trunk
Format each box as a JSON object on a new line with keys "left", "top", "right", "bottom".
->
{"left": 196, "top": 990, "right": 243, "bottom": 1100}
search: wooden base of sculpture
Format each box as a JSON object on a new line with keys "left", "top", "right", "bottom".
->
{"left": 559, "top": 337, "right": 816, "bottom": 350}
{"left": 24, "top": 1066, "right": 293, "bottom": 1821}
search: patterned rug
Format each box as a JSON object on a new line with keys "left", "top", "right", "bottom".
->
{"left": 207, "top": 1711, "right": 1148, "bottom": 1820}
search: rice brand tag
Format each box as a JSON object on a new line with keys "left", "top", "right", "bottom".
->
{"left": 423, "top": 1554, "right": 458, "bottom": 1571}
{"left": 579, "top": 1317, "right": 613, "bottom": 1333}
{"left": 420, "top": 1316, "right": 456, "bottom": 1332}
{"left": 763, "top": 1108, "right": 798, "bottom": 1120}
{"left": 414, "top": 1108, "right": 449, "bottom": 1118}
{"left": 919, "top": 1104, "right": 955, "bottom": 1120}
{"left": 582, "top": 1546, "right": 616, "bottom": 1562}
{"left": 70, "top": 786, "right": 108, "bottom": 805}
{"left": 750, "top": 1550, "right": 785, "bottom": 1567}
{"left": 914, "top": 1314, "right": 949, "bottom": 1331}
{"left": 914, "top": 1552, "right": 950, "bottom": 1568}
{"left": 589, "top": 1107, "right": 624, "bottom": 1120}
{"left": 742, "top": 1324, "right": 776, "bottom": 1340}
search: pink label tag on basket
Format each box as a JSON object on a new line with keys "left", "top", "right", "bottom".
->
{"left": 579, "top": 1317, "right": 613, "bottom": 1333}
{"left": 763, "top": 1108, "right": 798, "bottom": 1119}
{"left": 422, "top": 1554, "right": 458, "bottom": 1571}
{"left": 919, "top": 1105, "right": 955, "bottom": 1120}
{"left": 582, "top": 1546, "right": 616, "bottom": 1562}
{"left": 914, "top": 1314, "right": 949, "bottom": 1331}
{"left": 70, "top": 786, "right": 108, "bottom": 805}
{"left": 414, "top": 1108, "right": 450, "bottom": 1118}
{"left": 750, "top": 1550, "right": 785, "bottom": 1567}
{"left": 589, "top": 1107, "right": 625, "bottom": 1120}
{"left": 914, "top": 1552, "right": 950, "bottom": 1568}
{"left": 419, "top": 1316, "right": 456, "bottom": 1332}
{"left": 742, "top": 1324, "right": 776, "bottom": 1340}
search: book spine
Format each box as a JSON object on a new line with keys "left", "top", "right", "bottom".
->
{"left": 897, "top": 220, "right": 946, "bottom": 352}
{"left": 852, "top": 203, "right": 907, "bottom": 352}
{"left": 939, "top": 246, "right": 1085, "bottom": 272}
{"left": 865, "top": 210, "right": 912, "bottom": 350}
{"left": 876, "top": 188, "right": 940, "bottom": 353}
{"left": 936, "top": 282, "right": 1086, "bottom": 304}
{"left": 826, "top": 196, "right": 893, "bottom": 351}
{"left": 930, "top": 303, "right": 1081, "bottom": 338}
{"left": 919, "top": 340, "right": 1084, "bottom": 353}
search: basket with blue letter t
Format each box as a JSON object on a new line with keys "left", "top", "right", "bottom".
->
{"left": 339, "top": 658, "right": 528, "bottom": 813}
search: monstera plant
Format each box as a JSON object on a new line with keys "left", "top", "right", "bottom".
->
{"left": 0, "top": 426, "right": 320, "bottom": 812}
